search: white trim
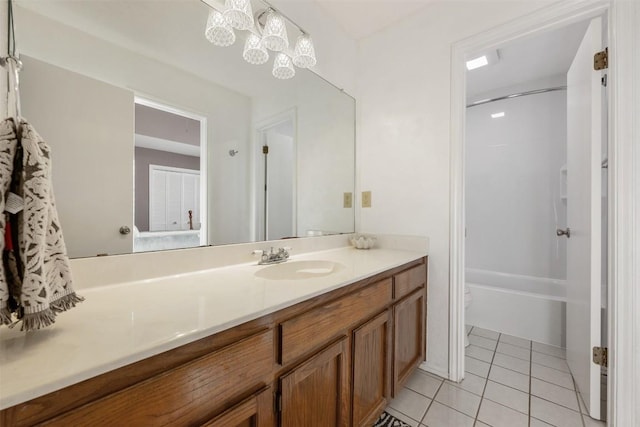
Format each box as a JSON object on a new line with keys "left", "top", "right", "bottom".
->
{"left": 608, "top": 1, "right": 640, "bottom": 425}
{"left": 134, "top": 96, "right": 208, "bottom": 247}
{"left": 149, "top": 164, "right": 200, "bottom": 176}
{"left": 134, "top": 134, "right": 200, "bottom": 157}
{"left": 449, "top": 0, "right": 609, "bottom": 389}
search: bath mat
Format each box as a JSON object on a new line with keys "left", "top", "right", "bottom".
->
{"left": 373, "top": 411, "right": 412, "bottom": 427}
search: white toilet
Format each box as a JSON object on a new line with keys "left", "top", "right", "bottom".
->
{"left": 464, "top": 287, "right": 472, "bottom": 347}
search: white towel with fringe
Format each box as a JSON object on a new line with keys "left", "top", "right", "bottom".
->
{"left": 0, "top": 117, "right": 82, "bottom": 330}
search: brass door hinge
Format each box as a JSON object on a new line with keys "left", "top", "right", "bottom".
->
{"left": 593, "top": 346, "right": 608, "bottom": 367}
{"left": 263, "top": 145, "right": 269, "bottom": 154}
{"left": 594, "top": 48, "right": 608, "bottom": 70}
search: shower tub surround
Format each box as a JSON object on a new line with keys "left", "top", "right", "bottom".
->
{"left": 0, "top": 234, "right": 428, "bottom": 424}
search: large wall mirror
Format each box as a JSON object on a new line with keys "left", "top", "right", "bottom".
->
{"left": 13, "top": 0, "right": 355, "bottom": 258}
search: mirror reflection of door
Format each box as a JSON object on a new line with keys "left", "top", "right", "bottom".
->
{"left": 257, "top": 113, "right": 296, "bottom": 241}
{"left": 133, "top": 99, "right": 207, "bottom": 252}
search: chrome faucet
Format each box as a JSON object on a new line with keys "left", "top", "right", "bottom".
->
{"left": 252, "top": 247, "right": 291, "bottom": 265}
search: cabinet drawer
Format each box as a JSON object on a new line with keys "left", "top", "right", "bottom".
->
{"left": 394, "top": 264, "right": 426, "bottom": 300}
{"left": 201, "top": 386, "right": 273, "bottom": 427}
{"left": 280, "top": 278, "right": 392, "bottom": 365}
{"left": 42, "top": 330, "right": 274, "bottom": 427}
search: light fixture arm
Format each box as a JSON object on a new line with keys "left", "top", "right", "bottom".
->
{"left": 253, "top": 5, "right": 308, "bottom": 36}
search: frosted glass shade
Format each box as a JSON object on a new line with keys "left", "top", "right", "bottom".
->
{"left": 205, "top": 10, "right": 236, "bottom": 47}
{"left": 243, "top": 34, "right": 269, "bottom": 65}
{"left": 272, "top": 53, "right": 295, "bottom": 79}
{"left": 293, "top": 34, "right": 316, "bottom": 68}
{"left": 261, "top": 12, "right": 288, "bottom": 52}
{"left": 223, "top": 0, "right": 254, "bottom": 31}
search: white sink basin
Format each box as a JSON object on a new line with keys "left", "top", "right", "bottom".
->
{"left": 254, "top": 260, "right": 345, "bottom": 280}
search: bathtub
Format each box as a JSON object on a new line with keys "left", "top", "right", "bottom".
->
{"left": 465, "top": 268, "right": 567, "bottom": 347}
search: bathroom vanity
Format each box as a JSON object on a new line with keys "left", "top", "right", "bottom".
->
{"left": 0, "top": 247, "right": 427, "bottom": 426}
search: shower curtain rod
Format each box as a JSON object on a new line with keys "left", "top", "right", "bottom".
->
{"left": 466, "top": 86, "right": 567, "bottom": 108}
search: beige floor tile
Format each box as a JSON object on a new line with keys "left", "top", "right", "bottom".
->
{"left": 531, "top": 378, "right": 579, "bottom": 411}
{"left": 532, "top": 341, "right": 566, "bottom": 359}
{"left": 483, "top": 381, "right": 529, "bottom": 414}
{"left": 406, "top": 370, "right": 443, "bottom": 398}
{"left": 531, "top": 363, "right": 575, "bottom": 389}
{"left": 492, "top": 352, "right": 530, "bottom": 375}
{"left": 388, "top": 387, "right": 432, "bottom": 422}
{"left": 530, "top": 396, "right": 583, "bottom": 427}
{"left": 448, "top": 372, "right": 487, "bottom": 396}
{"left": 468, "top": 335, "right": 498, "bottom": 351}
{"left": 499, "top": 334, "right": 531, "bottom": 349}
{"left": 421, "top": 401, "right": 475, "bottom": 427}
{"left": 466, "top": 345, "right": 494, "bottom": 363}
{"left": 465, "top": 356, "right": 491, "bottom": 378}
{"left": 477, "top": 398, "right": 528, "bottom": 427}
{"left": 488, "top": 365, "right": 529, "bottom": 392}
{"left": 532, "top": 351, "right": 570, "bottom": 372}
{"left": 529, "top": 417, "right": 554, "bottom": 426}
{"left": 496, "top": 342, "right": 531, "bottom": 361}
{"left": 434, "top": 383, "right": 481, "bottom": 417}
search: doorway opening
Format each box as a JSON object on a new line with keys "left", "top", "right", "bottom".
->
{"left": 133, "top": 98, "right": 207, "bottom": 252}
{"left": 254, "top": 109, "right": 297, "bottom": 241}
{"left": 452, "top": 6, "right": 610, "bottom": 426}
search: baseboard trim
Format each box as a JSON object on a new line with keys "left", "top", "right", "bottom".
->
{"left": 419, "top": 362, "right": 449, "bottom": 381}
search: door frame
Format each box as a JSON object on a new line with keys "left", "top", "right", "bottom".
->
{"left": 449, "top": 0, "right": 639, "bottom": 424}
{"left": 252, "top": 108, "right": 298, "bottom": 241}
{"left": 134, "top": 97, "right": 208, "bottom": 247}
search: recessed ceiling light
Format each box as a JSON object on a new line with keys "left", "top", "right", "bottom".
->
{"left": 466, "top": 55, "right": 488, "bottom": 70}
{"left": 491, "top": 112, "right": 505, "bottom": 118}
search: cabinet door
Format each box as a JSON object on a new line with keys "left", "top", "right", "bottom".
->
{"left": 352, "top": 311, "right": 391, "bottom": 427}
{"left": 280, "top": 338, "right": 349, "bottom": 427}
{"left": 393, "top": 289, "right": 426, "bottom": 396}
{"left": 202, "top": 387, "right": 273, "bottom": 427}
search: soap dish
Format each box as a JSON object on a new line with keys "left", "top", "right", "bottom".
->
{"left": 350, "top": 235, "right": 376, "bottom": 250}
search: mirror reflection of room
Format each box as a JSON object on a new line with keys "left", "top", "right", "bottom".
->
{"left": 14, "top": 0, "right": 355, "bottom": 258}
{"left": 133, "top": 101, "right": 206, "bottom": 253}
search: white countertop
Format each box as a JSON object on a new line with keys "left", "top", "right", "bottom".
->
{"left": 0, "top": 246, "right": 426, "bottom": 410}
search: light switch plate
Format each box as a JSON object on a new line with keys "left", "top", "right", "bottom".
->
{"left": 362, "top": 191, "right": 372, "bottom": 208}
{"left": 343, "top": 192, "right": 353, "bottom": 208}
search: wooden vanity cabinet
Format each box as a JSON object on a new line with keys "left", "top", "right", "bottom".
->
{"left": 202, "top": 386, "right": 274, "bottom": 427}
{"left": 351, "top": 311, "right": 392, "bottom": 427}
{"left": 390, "top": 263, "right": 427, "bottom": 396}
{"left": 0, "top": 257, "right": 427, "bottom": 427}
{"left": 279, "top": 338, "right": 350, "bottom": 427}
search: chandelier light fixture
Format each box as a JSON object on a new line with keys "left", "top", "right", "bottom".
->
{"left": 205, "top": 10, "right": 236, "bottom": 47}
{"left": 202, "top": 0, "right": 317, "bottom": 80}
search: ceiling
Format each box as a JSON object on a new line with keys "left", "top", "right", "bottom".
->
{"left": 466, "top": 20, "right": 590, "bottom": 98}
{"left": 312, "top": 0, "right": 435, "bottom": 40}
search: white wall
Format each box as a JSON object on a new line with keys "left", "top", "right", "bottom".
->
{"left": 466, "top": 78, "right": 567, "bottom": 281}
{"left": 15, "top": 6, "right": 253, "bottom": 248}
{"left": 356, "top": 0, "right": 552, "bottom": 376}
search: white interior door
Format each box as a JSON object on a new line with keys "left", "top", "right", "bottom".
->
{"left": 265, "top": 129, "right": 295, "bottom": 240}
{"left": 565, "top": 17, "right": 603, "bottom": 420}
{"left": 20, "top": 56, "right": 134, "bottom": 257}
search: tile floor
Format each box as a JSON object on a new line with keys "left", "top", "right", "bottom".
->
{"left": 383, "top": 326, "right": 607, "bottom": 427}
